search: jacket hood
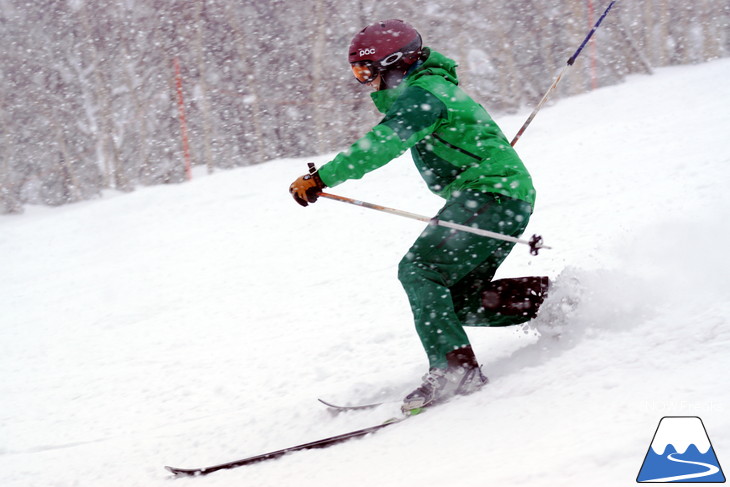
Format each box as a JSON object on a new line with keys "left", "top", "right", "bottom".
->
{"left": 409, "top": 48, "right": 459, "bottom": 85}
{"left": 370, "top": 48, "right": 459, "bottom": 113}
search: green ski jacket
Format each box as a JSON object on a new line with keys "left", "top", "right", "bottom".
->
{"left": 318, "top": 49, "right": 535, "bottom": 206}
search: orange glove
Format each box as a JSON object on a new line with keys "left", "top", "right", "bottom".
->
{"left": 289, "top": 168, "right": 326, "bottom": 207}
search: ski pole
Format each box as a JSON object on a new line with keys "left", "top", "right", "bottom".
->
{"left": 510, "top": 0, "right": 616, "bottom": 147}
{"left": 306, "top": 163, "right": 549, "bottom": 255}
{"left": 317, "top": 190, "right": 550, "bottom": 256}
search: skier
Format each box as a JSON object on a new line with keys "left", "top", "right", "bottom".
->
{"left": 289, "top": 20, "right": 548, "bottom": 412}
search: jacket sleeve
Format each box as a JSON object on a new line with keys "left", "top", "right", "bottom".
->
{"left": 318, "top": 86, "right": 447, "bottom": 188}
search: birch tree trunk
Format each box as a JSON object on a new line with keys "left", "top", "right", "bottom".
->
{"left": 80, "top": 3, "right": 128, "bottom": 191}
{"left": 195, "top": 0, "right": 215, "bottom": 174}
{"left": 225, "top": 2, "right": 266, "bottom": 166}
{"left": 310, "top": 0, "right": 327, "bottom": 154}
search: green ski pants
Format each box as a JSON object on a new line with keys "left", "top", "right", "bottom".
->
{"left": 398, "top": 190, "right": 533, "bottom": 369}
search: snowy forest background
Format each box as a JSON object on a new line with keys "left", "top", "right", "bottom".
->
{"left": 0, "top": 0, "right": 728, "bottom": 214}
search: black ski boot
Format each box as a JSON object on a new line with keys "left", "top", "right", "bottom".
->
{"left": 481, "top": 276, "right": 550, "bottom": 320}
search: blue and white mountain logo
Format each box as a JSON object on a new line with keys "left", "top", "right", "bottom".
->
{"left": 637, "top": 416, "right": 725, "bottom": 483}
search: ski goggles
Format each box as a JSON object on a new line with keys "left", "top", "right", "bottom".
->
{"left": 351, "top": 51, "right": 408, "bottom": 84}
{"left": 351, "top": 61, "right": 379, "bottom": 84}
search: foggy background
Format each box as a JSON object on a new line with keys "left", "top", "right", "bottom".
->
{"left": 1, "top": 0, "right": 727, "bottom": 213}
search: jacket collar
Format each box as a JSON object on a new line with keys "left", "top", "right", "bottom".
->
{"left": 369, "top": 48, "right": 458, "bottom": 114}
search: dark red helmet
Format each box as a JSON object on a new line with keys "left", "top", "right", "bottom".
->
{"left": 349, "top": 20, "right": 422, "bottom": 87}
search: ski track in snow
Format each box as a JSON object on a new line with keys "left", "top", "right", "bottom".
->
{"left": 2, "top": 59, "right": 730, "bottom": 487}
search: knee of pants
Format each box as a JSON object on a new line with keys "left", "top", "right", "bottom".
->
{"left": 398, "top": 255, "right": 417, "bottom": 286}
{"left": 398, "top": 256, "right": 448, "bottom": 290}
{"left": 398, "top": 255, "right": 433, "bottom": 286}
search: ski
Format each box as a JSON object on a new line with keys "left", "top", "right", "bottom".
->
{"left": 165, "top": 416, "right": 408, "bottom": 477}
{"left": 318, "top": 398, "right": 389, "bottom": 411}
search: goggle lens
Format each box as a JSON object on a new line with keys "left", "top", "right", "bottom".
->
{"left": 351, "top": 62, "right": 377, "bottom": 84}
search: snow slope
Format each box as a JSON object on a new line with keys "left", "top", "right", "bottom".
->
{"left": 2, "top": 58, "right": 729, "bottom": 487}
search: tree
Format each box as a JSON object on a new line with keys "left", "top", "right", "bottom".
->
{"left": 1, "top": 0, "right": 728, "bottom": 213}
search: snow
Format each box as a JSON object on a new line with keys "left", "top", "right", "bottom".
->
{"left": 2, "top": 58, "right": 730, "bottom": 486}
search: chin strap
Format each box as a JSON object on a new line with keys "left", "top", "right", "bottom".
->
{"left": 379, "top": 69, "right": 405, "bottom": 90}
